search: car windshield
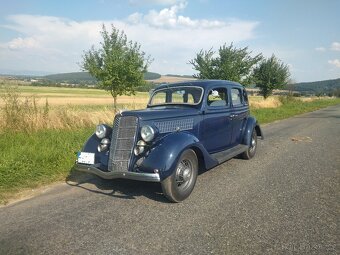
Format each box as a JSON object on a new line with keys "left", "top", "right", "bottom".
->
{"left": 149, "top": 86, "right": 204, "bottom": 106}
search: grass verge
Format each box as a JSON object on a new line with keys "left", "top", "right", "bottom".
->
{"left": 251, "top": 97, "right": 340, "bottom": 124}
{"left": 0, "top": 128, "right": 93, "bottom": 204}
{"left": 0, "top": 97, "right": 339, "bottom": 205}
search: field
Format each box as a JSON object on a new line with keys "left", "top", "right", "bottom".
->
{"left": 1, "top": 82, "right": 339, "bottom": 204}
{"left": 0, "top": 84, "right": 289, "bottom": 131}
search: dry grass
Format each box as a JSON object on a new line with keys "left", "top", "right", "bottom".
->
{"left": 0, "top": 84, "right": 152, "bottom": 132}
{"left": 11, "top": 95, "right": 148, "bottom": 106}
{"left": 249, "top": 96, "right": 282, "bottom": 109}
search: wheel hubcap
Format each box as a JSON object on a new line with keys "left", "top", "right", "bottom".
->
{"left": 249, "top": 134, "right": 256, "bottom": 153}
{"left": 175, "top": 159, "right": 192, "bottom": 188}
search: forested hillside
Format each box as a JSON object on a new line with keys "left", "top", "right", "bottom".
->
{"left": 292, "top": 78, "right": 340, "bottom": 94}
{"left": 43, "top": 71, "right": 161, "bottom": 83}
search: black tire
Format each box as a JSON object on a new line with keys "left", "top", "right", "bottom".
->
{"left": 242, "top": 129, "right": 257, "bottom": 160}
{"left": 161, "top": 149, "right": 198, "bottom": 202}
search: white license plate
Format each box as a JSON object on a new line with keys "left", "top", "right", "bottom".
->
{"left": 77, "top": 152, "right": 95, "bottom": 165}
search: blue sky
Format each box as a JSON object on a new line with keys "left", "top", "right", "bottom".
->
{"left": 0, "top": 0, "right": 339, "bottom": 82}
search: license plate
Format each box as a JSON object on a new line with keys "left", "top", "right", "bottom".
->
{"left": 77, "top": 152, "right": 95, "bottom": 165}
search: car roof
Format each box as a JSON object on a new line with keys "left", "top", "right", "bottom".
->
{"left": 154, "top": 79, "right": 244, "bottom": 91}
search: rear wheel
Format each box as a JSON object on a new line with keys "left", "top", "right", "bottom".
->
{"left": 161, "top": 149, "right": 198, "bottom": 202}
{"left": 242, "top": 129, "right": 257, "bottom": 159}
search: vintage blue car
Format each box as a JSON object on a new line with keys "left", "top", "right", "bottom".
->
{"left": 74, "top": 80, "right": 263, "bottom": 202}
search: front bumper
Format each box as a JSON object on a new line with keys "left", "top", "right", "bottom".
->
{"left": 73, "top": 163, "right": 160, "bottom": 182}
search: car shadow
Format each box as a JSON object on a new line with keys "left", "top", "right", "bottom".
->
{"left": 65, "top": 169, "right": 171, "bottom": 203}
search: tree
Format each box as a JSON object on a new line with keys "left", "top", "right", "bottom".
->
{"left": 189, "top": 43, "right": 263, "bottom": 85}
{"left": 253, "top": 55, "right": 290, "bottom": 99}
{"left": 81, "top": 24, "right": 152, "bottom": 111}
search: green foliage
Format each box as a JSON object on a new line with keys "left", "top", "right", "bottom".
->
{"left": 189, "top": 43, "right": 263, "bottom": 85}
{"left": 81, "top": 24, "right": 152, "bottom": 109}
{"left": 253, "top": 55, "right": 290, "bottom": 99}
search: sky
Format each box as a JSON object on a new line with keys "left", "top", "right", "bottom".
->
{"left": 0, "top": 0, "right": 339, "bottom": 82}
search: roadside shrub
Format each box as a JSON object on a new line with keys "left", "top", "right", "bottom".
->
{"left": 278, "top": 95, "right": 302, "bottom": 105}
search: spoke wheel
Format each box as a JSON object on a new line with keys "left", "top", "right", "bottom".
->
{"left": 175, "top": 159, "right": 193, "bottom": 189}
{"left": 161, "top": 149, "right": 198, "bottom": 202}
{"left": 242, "top": 129, "right": 257, "bottom": 160}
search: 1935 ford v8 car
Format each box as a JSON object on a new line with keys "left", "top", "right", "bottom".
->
{"left": 74, "top": 80, "right": 263, "bottom": 202}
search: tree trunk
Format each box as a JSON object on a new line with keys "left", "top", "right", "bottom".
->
{"left": 113, "top": 96, "right": 117, "bottom": 113}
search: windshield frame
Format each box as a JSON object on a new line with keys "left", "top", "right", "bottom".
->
{"left": 147, "top": 86, "right": 204, "bottom": 107}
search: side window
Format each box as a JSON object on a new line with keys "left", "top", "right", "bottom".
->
{"left": 207, "top": 88, "right": 228, "bottom": 107}
{"left": 243, "top": 89, "right": 249, "bottom": 105}
{"left": 231, "top": 88, "right": 242, "bottom": 106}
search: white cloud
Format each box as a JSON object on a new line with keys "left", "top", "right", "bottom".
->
{"left": 330, "top": 42, "right": 340, "bottom": 51}
{"left": 129, "top": 0, "right": 183, "bottom": 6}
{"left": 0, "top": 3, "right": 259, "bottom": 74}
{"left": 328, "top": 59, "right": 340, "bottom": 68}
{"left": 129, "top": 2, "right": 228, "bottom": 29}
{"left": 315, "top": 47, "right": 326, "bottom": 52}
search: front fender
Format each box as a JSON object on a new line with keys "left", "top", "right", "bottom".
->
{"left": 81, "top": 134, "right": 109, "bottom": 170}
{"left": 242, "top": 116, "right": 264, "bottom": 146}
{"left": 138, "top": 132, "right": 217, "bottom": 180}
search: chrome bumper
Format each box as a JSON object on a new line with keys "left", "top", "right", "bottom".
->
{"left": 73, "top": 163, "right": 160, "bottom": 182}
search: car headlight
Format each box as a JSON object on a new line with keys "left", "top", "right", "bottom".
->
{"left": 141, "top": 125, "right": 155, "bottom": 142}
{"left": 95, "top": 124, "right": 107, "bottom": 139}
{"left": 97, "top": 138, "right": 111, "bottom": 152}
{"left": 134, "top": 140, "right": 147, "bottom": 156}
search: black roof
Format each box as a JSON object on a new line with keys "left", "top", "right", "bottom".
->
{"left": 155, "top": 79, "right": 243, "bottom": 90}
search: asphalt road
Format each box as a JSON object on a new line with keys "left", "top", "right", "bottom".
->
{"left": 1, "top": 105, "right": 339, "bottom": 255}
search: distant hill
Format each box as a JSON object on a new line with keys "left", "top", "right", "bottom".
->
{"left": 291, "top": 78, "right": 340, "bottom": 94}
{"left": 43, "top": 71, "right": 161, "bottom": 83}
{"left": 44, "top": 72, "right": 96, "bottom": 82}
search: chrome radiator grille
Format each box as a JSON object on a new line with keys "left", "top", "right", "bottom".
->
{"left": 108, "top": 116, "right": 138, "bottom": 172}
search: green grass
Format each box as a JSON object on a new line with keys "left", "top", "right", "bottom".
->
{"left": 0, "top": 128, "right": 93, "bottom": 204}
{"left": 251, "top": 98, "right": 340, "bottom": 124}
{"left": 0, "top": 97, "right": 339, "bottom": 204}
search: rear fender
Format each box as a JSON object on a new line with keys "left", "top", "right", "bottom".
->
{"left": 242, "top": 117, "right": 264, "bottom": 146}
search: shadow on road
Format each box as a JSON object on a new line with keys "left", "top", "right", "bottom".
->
{"left": 65, "top": 169, "right": 171, "bottom": 203}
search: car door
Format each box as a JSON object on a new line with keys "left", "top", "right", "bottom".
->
{"left": 230, "top": 87, "right": 249, "bottom": 146}
{"left": 201, "top": 87, "right": 233, "bottom": 153}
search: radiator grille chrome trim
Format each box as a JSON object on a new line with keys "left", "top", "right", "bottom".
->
{"left": 155, "top": 119, "right": 194, "bottom": 133}
{"left": 108, "top": 116, "right": 138, "bottom": 172}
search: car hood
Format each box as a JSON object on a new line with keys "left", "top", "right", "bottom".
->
{"left": 121, "top": 106, "right": 200, "bottom": 121}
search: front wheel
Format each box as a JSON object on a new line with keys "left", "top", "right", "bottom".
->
{"left": 241, "top": 129, "right": 257, "bottom": 160}
{"left": 161, "top": 149, "right": 198, "bottom": 202}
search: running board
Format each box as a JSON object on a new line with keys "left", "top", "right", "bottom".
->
{"left": 211, "top": 144, "right": 248, "bottom": 164}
